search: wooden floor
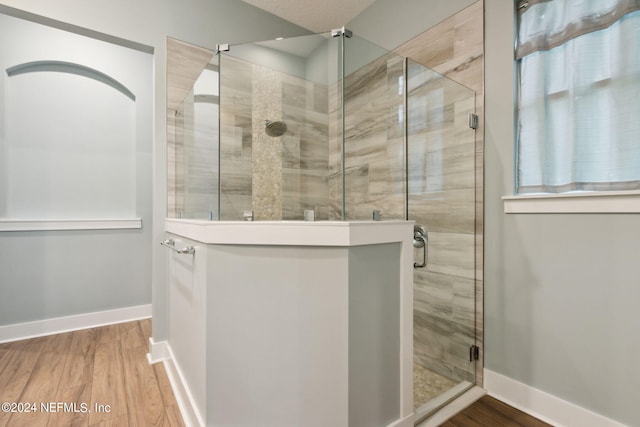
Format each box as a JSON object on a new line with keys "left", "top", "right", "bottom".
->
{"left": 0, "top": 321, "right": 552, "bottom": 427}
{"left": 0, "top": 319, "right": 183, "bottom": 427}
{"left": 442, "top": 395, "right": 553, "bottom": 427}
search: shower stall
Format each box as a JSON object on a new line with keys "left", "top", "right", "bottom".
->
{"left": 168, "top": 28, "right": 477, "bottom": 423}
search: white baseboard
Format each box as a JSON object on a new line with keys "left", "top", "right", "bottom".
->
{"left": 147, "top": 337, "right": 169, "bottom": 364}
{"left": 0, "top": 304, "right": 151, "bottom": 343}
{"left": 159, "top": 344, "right": 204, "bottom": 427}
{"left": 484, "top": 369, "right": 628, "bottom": 427}
{"left": 389, "top": 413, "right": 415, "bottom": 427}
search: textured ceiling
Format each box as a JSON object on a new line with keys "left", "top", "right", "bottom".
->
{"left": 241, "top": 0, "right": 377, "bottom": 33}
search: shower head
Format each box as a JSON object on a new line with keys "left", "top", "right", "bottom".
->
{"left": 265, "top": 120, "right": 287, "bottom": 137}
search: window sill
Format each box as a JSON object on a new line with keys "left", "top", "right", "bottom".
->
{"left": 0, "top": 218, "right": 142, "bottom": 231}
{"left": 502, "top": 191, "right": 640, "bottom": 213}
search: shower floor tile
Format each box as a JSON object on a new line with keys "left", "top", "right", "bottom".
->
{"left": 414, "top": 363, "right": 457, "bottom": 409}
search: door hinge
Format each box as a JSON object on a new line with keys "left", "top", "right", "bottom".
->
{"left": 469, "top": 344, "right": 480, "bottom": 362}
{"left": 468, "top": 113, "right": 479, "bottom": 130}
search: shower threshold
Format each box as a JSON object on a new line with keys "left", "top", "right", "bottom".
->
{"left": 414, "top": 381, "right": 481, "bottom": 426}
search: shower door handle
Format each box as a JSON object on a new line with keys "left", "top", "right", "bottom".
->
{"left": 413, "top": 224, "right": 428, "bottom": 269}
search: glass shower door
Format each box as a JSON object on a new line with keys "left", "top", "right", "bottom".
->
{"left": 406, "top": 59, "right": 477, "bottom": 420}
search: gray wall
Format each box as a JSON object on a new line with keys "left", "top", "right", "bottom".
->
{"left": 484, "top": 1, "right": 640, "bottom": 426}
{"left": 0, "top": 0, "right": 309, "bottom": 340}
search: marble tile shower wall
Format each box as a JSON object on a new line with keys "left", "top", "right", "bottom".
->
{"left": 167, "top": 104, "right": 181, "bottom": 218}
{"left": 219, "top": 56, "right": 253, "bottom": 220}
{"left": 219, "top": 55, "right": 330, "bottom": 220}
{"left": 333, "top": 54, "right": 407, "bottom": 221}
{"left": 282, "top": 79, "right": 331, "bottom": 220}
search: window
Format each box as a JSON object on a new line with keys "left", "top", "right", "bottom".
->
{"left": 516, "top": 0, "right": 640, "bottom": 195}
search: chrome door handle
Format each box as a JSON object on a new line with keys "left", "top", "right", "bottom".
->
{"left": 413, "top": 224, "right": 428, "bottom": 269}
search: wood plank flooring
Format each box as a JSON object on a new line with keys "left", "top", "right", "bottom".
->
{"left": 0, "top": 319, "right": 183, "bottom": 427}
{"left": 442, "top": 395, "right": 553, "bottom": 427}
{"left": 1, "top": 321, "right": 551, "bottom": 427}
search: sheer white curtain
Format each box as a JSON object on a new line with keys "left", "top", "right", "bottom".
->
{"left": 517, "top": 0, "right": 640, "bottom": 193}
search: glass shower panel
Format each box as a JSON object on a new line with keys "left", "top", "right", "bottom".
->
{"left": 342, "top": 36, "right": 406, "bottom": 221}
{"left": 218, "top": 33, "right": 342, "bottom": 221}
{"left": 406, "top": 59, "right": 476, "bottom": 412}
{"left": 186, "top": 63, "right": 219, "bottom": 219}
{"left": 170, "top": 51, "right": 219, "bottom": 220}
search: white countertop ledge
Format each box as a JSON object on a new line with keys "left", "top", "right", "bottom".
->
{"left": 165, "top": 218, "right": 414, "bottom": 246}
